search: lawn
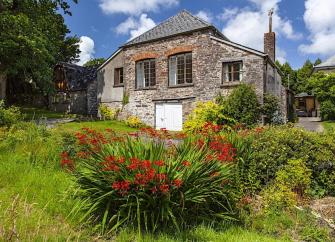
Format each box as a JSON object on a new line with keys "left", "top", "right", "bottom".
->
{"left": 322, "top": 121, "right": 335, "bottom": 133}
{"left": 56, "top": 120, "right": 138, "bottom": 133}
{"left": 21, "top": 106, "right": 73, "bottom": 120}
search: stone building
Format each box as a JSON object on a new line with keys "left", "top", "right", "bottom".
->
{"left": 50, "top": 62, "right": 98, "bottom": 115}
{"left": 97, "top": 10, "right": 286, "bottom": 131}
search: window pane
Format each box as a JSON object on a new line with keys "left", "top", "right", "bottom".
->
{"left": 185, "top": 53, "right": 192, "bottom": 83}
{"left": 150, "top": 60, "right": 156, "bottom": 86}
{"left": 169, "top": 56, "right": 177, "bottom": 86}
{"left": 233, "top": 72, "right": 240, "bottom": 81}
{"left": 177, "top": 55, "right": 185, "bottom": 84}
{"left": 222, "top": 62, "right": 242, "bottom": 83}
{"left": 114, "top": 68, "right": 119, "bottom": 85}
{"left": 120, "top": 68, "right": 123, "bottom": 84}
{"left": 136, "top": 62, "right": 144, "bottom": 88}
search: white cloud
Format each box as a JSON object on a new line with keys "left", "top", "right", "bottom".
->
{"left": 299, "top": 0, "right": 335, "bottom": 60}
{"left": 195, "top": 10, "right": 213, "bottom": 23}
{"left": 218, "top": 8, "right": 239, "bottom": 21}
{"left": 221, "top": 0, "right": 302, "bottom": 54}
{"left": 77, "top": 36, "right": 95, "bottom": 66}
{"left": 116, "top": 17, "right": 137, "bottom": 34}
{"left": 116, "top": 14, "right": 156, "bottom": 40}
{"left": 99, "top": 0, "right": 178, "bottom": 15}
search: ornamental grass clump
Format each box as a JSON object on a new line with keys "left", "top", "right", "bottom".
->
{"left": 62, "top": 126, "right": 237, "bottom": 234}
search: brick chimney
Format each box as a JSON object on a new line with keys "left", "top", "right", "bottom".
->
{"left": 264, "top": 8, "right": 275, "bottom": 62}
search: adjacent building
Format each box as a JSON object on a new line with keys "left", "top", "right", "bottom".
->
{"left": 50, "top": 62, "right": 98, "bottom": 115}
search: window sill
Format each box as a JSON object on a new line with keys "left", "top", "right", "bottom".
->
{"left": 168, "top": 83, "right": 194, "bottom": 88}
{"left": 220, "top": 81, "right": 241, "bottom": 87}
{"left": 135, "top": 87, "right": 157, "bottom": 91}
{"left": 113, "top": 84, "right": 124, "bottom": 88}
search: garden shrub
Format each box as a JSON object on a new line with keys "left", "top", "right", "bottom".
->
{"left": 320, "top": 100, "right": 335, "bottom": 121}
{"left": 64, "top": 127, "right": 237, "bottom": 233}
{"left": 0, "top": 122, "right": 64, "bottom": 167}
{"left": 184, "top": 101, "right": 236, "bottom": 132}
{"left": 245, "top": 125, "right": 335, "bottom": 196}
{"left": 217, "top": 84, "right": 261, "bottom": 127}
{"left": 262, "top": 93, "right": 282, "bottom": 124}
{"left": 0, "top": 100, "right": 23, "bottom": 127}
{"left": 125, "top": 116, "right": 145, "bottom": 128}
{"left": 99, "top": 104, "right": 119, "bottom": 120}
{"left": 261, "top": 159, "right": 312, "bottom": 211}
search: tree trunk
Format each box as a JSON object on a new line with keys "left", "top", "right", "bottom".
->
{"left": 0, "top": 72, "right": 7, "bottom": 100}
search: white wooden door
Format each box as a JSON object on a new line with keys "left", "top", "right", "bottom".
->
{"left": 155, "top": 103, "right": 183, "bottom": 131}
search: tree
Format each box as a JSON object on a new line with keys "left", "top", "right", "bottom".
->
{"left": 276, "top": 61, "right": 297, "bottom": 91}
{"left": 83, "top": 58, "right": 106, "bottom": 67}
{"left": 314, "top": 58, "right": 322, "bottom": 66}
{"left": 276, "top": 59, "right": 322, "bottom": 94}
{"left": 307, "top": 72, "right": 335, "bottom": 120}
{"left": 0, "top": 0, "right": 79, "bottom": 100}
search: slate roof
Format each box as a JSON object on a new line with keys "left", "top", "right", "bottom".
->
{"left": 314, "top": 57, "right": 335, "bottom": 69}
{"left": 55, "top": 62, "right": 98, "bottom": 91}
{"left": 123, "top": 10, "right": 228, "bottom": 47}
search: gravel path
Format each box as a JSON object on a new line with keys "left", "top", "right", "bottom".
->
{"left": 36, "top": 117, "right": 75, "bottom": 128}
{"left": 296, "top": 117, "right": 324, "bottom": 132}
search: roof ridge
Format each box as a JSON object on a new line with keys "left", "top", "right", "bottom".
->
{"left": 123, "top": 9, "right": 213, "bottom": 47}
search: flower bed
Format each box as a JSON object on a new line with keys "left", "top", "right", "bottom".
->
{"left": 61, "top": 126, "right": 238, "bottom": 233}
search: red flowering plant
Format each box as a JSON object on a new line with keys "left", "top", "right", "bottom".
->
{"left": 65, "top": 127, "right": 237, "bottom": 233}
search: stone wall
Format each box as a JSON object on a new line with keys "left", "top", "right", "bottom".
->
{"left": 87, "top": 79, "right": 98, "bottom": 116}
{"left": 121, "top": 29, "right": 267, "bottom": 126}
{"left": 49, "top": 90, "right": 87, "bottom": 114}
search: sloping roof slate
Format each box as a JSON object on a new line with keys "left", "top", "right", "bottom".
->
{"left": 123, "top": 10, "right": 227, "bottom": 47}
{"left": 56, "top": 62, "right": 98, "bottom": 91}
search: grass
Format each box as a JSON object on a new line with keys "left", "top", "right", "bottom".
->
{"left": 322, "top": 121, "right": 335, "bottom": 133}
{"left": 56, "top": 120, "right": 138, "bottom": 133}
{"left": 0, "top": 120, "right": 332, "bottom": 241}
{"left": 0, "top": 131, "right": 91, "bottom": 240}
{"left": 115, "top": 226, "right": 287, "bottom": 242}
{"left": 21, "top": 106, "right": 73, "bottom": 120}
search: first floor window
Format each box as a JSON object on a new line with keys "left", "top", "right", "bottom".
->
{"left": 114, "top": 67, "right": 124, "bottom": 86}
{"left": 169, "top": 52, "right": 192, "bottom": 86}
{"left": 222, "top": 61, "right": 243, "bottom": 82}
{"left": 136, "top": 59, "right": 156, "bottom": 89}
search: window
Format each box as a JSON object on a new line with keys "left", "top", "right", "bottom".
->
{"left": 114, "top": 67, "right": 124, "bottom": 86}
{"left": 169, "top": 52, "right": 192, "bottom": 86}
{"left": 136, "top": 59, "right": 156, "bottom": 89}
{"left": 222, "top": 62, "right": 243, "bottom": 83}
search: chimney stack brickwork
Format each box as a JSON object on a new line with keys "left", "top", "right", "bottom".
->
{"left": 264, "top": 32, "right": 276, "bottom": 62}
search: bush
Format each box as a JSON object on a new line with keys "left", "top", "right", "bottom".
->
{"left": 0, "top": 100, "right": 23, "bottom": 127}
{"left": 261, "top": 159, "right": 312, "bottom": 211}
{"left": 320, "top": 100, "right": 335, "bottom": 121}
{"left": 184, "top": 101, "right": 236, "bottom": 132}
{"left": 0, "top": 122, "right": 64, "bottom": 168}
{"left": 218, "top": 84, "right": 261, "bottom": 127}
{"left": 99, "top": 104, "right": 119, "bottom": 120}
{"left": 262, "top": 93, "right": 282, "bottom": 124}
{"left": 125, "top": 116, "right": 145, "bottom": 128}
{"left": 64, "top": 128, "right": 237, "bottom": 233}
{"left": 243, "top": 125, "right": 335, "bottom": 196}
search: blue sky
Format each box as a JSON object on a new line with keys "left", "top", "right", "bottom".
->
{"left": 62, "top": 0, "right": 335, "bottom": 69}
